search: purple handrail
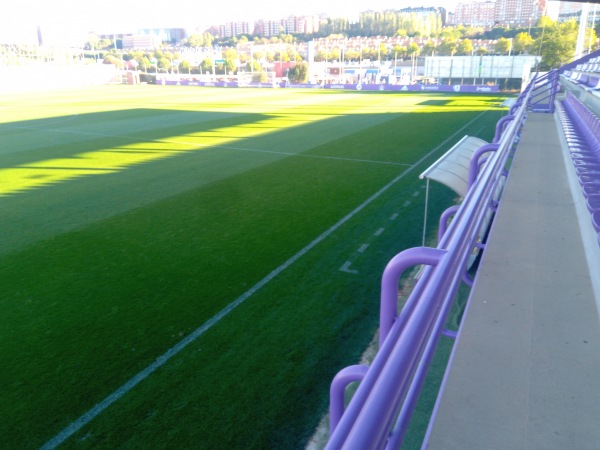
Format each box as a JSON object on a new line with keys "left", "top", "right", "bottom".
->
{"left": 379, "top": 247, "right": 447, "bottom": 347}
{"left": 326, "top": 76, "right": 533, "bottom": 450}
{"left": 329, "top": 365, "right": 369, "bottom": 434}
{"left": 467, "top": 143, "right": 500, "bottom": 188}
{"left": 525, "top": 70, "right": 563, "bottom": 114}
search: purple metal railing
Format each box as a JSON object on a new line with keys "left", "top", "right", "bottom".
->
{"left": 326, "top": 80, "right": 533, "bottom": 450}
{"left": 528, "top": 71, "right": 559, "bottom": 113}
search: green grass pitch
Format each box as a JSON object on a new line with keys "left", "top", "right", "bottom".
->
{"left": 0, "top": 85, "right": 507, "bottom": 449}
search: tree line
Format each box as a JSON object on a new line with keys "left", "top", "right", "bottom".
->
{"left": 89, "top": 16, "right": 598, "bottom": 80}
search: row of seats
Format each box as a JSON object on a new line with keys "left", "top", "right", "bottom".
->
{"left": 574, "top": 56, "right": 600, "bottom": 73}
{"left": 557, "top": 91, "right": 600, "bottom": 244}
{"left": 562, "top": 71, "right": 600, "bottom": 91}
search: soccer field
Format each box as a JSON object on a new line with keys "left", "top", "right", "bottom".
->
{"left": 0, "top": 86, "right": 506, "bottom": 449}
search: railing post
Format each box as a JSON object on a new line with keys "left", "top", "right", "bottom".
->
{"left": 438, "top": 205, "right": 460, "bottom": 243}
{"left": 468, "top": 143, "right": 500, "bottom": 189}
{"left": 329, "top": 365, "right": 369, "bottom": 434}
{"left": 379, "top": 247, "right": 447, "bottom": 346}
{"left": 493, "top": 115, "right": 515, "bottom": 143}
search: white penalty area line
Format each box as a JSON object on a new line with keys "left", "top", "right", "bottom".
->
{"left": 40, "top": 110, "right": 488, "bottom": 450}
{"left": 218, "top": 145, "right": 414, "bottom": 167}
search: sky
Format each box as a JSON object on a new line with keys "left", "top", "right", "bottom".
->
{"left": 1, "top": 0, "right": 460, "bottom": 46}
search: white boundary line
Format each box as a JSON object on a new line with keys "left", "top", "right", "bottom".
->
{"left": 40, "top": 111, "right": 487, "bottom": 449}
{"left": 220, "top": 145, "right": 414, "bottom": 167}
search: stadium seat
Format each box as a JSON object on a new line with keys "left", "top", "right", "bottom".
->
{"left": 558, "top": 92, "right": 600, "bottom": 231}
{"left": 587, "top": 194, "right": 600, "bottom": 213}
{"left": 585, "top": 76, "right": 600, "bottom": 90}
{"left": 592, "top": 211, "right": 600, "bottom": 232}
{"left": 582, "top": 180, "right": 600, "bottom": 198}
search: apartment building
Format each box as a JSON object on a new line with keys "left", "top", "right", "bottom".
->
{"left": 451, "top": 1, "right": 496, "bottom": 26}
{"left": 219, "top": 22, "right": 252, "bottom": 38}
{"left": 451, "top": 0, "right": 547, "bottom": 26}
{"left": 494, "top": 0, "right": 547, "bottom": 25}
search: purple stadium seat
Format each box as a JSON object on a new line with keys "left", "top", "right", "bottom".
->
{"left": 573, "top": 162, "right": 600, "bottom": 174}
{"left": 592, "top": 211, "right": 600, "bottom": 232}
{"left": 587, "top": 76, "right": 600, "bottom": 89}
{"left": 586, "top": 194, "right": 600, "bottom": 213}
{"left": 575, "top": 162, "right": 600, "bottom": 174}
{"left": 582, "top": 181, "right": 600, "bottom": 198}
{"left": 576, "top": 73, "right": 590, "bottom": 85}
{"left": 579, "top": 173, "right": 600, "bottom": 183}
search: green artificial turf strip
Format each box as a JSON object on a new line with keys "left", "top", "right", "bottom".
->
{"left": 0, "top": 86, "right": 506, "bottom": 448}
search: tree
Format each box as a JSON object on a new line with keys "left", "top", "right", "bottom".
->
{"left": 87, "top": 34, "right": 99, "bottom": 51}
{"left": 393, "top": 45, "right": 407, "bottom": 59}
{"left": 494, "top": 37, "right": 512, "bottom": 55}
{"left": 139, "top": 56, "right": 151, "bottom": 72}
{"left": 363, "top": 48, "right": 378, "bottom": 61}
{"left": 187, "top": 34, "right": 205, "bottom": 48}
{"left": 328, "top": 47, "right": 341, "bottom": 62}
{"left": 103, "top": 54, "right": 123, "bottom": 68}
{"left": 407, "top": 42, "right": 420, "bottom": 58}
{"left": 278, "top": 51, "right": 291, "bottom": 63}
{"left": 97, "top": 39, "right": 113, "bottom": 50}
{"left": 345, "top": 49, "right": 360, "bottom": 62}
{"left": 157, "top": 57, "right": 171, "bottom": 72}
{"left": 288, "top": 61, "right": 309, "bottom": 83}
{"left": 513, "top": 32, "right": 534, "bottom": 54}
{"left": 456, "top": 39, "right": 474, "bottom": 56}
{"left": 440, "top": 27, "right": 461, "bottom": 41}
{"left": 437, "top": 38, "right": 457, "bottom": 56}
{"left": 246, "top": 60, "right": 262, "bottom": 73}
{"left": 222, "top": 48, "right": 238, "bottom": 73}
{"left": 378, "top": 42, "right": 389, "bottom": 60}
{"left": 484, "top": 26, "right": 512, "bottom": 40}
{"left": 535, "top": 19, "right": 577, "bottom": 70}
{"left": 200, "top": 58, "right": 212, "bottom": 74}
{"left": 422, "top": 40, "right": 436, "bottom": 56}
{"left": 224, "top": 58, "right": 236, "bottom": 74}
{"left": 202, "top": 32, "right": 215, "bottom": 48}
{"left": 179, "top": 60, "right": 192, "bottom": 73}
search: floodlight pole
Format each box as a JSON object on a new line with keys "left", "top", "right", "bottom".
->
{"left": 591, "top": 6, "right": 598, "bottom": 54}
{"left": 575, "top": 3, "right": 590, "bottom": 59}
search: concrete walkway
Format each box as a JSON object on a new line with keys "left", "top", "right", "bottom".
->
{"left": 425, "top": 112, "right": 600, "bottom": 450}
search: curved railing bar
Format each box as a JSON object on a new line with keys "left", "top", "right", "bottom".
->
{"left": 438, "top": 205, "right": 459, "bottom": 242}
{"left": 492, "top": 115, "right": 515, "bottom": 143}
{"left": 467, "top": 143, "right": 500, "bottom": 189}
{"left": 379, "top": 247, "right": 448, "bottom": 347}
{"left": 329, "top": 365, "right": 369, "bottom": 434}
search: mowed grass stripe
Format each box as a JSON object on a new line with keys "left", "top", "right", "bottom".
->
{"left": 0, "top": 87, "right": 506, "bottom": 448}
{"left": 0, "top": 91, "right": 428, "bottom": 257}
